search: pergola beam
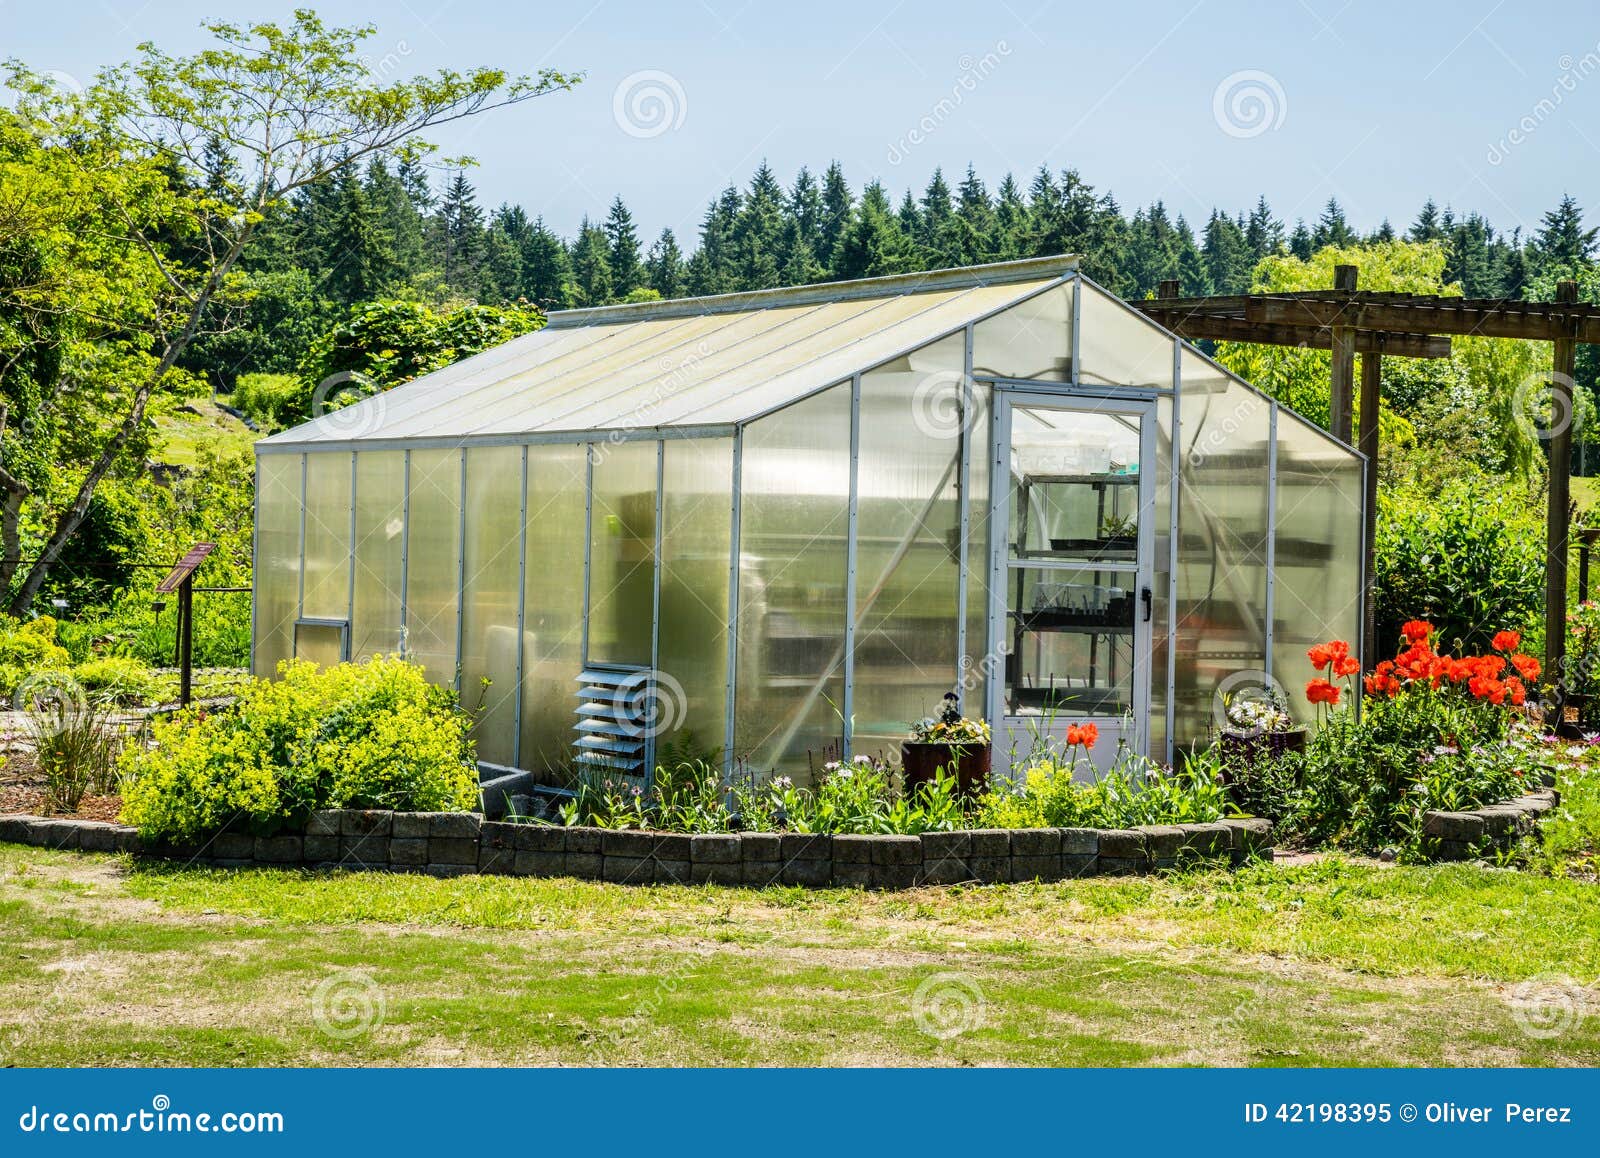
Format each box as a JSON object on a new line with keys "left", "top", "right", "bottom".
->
{"left": 1133, "top": 310, "right": 1451, "bottom": 358}
{"left": 1245, "top": 295, "right": 1600, "bottom": 343}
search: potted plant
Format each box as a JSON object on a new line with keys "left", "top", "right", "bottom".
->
{"left": 901, "top": 692, "right": 992, "bottom": 799}
{"left": 1218, "top": 683, "right": 1307, "bottom": 760}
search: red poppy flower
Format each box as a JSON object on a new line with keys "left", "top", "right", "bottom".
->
{"left": 1504, "top": 676, "right": 1527, "bottom": 706}
{"left": 1307, "top": 643, "right": 1333, "bottom": 671}
{"left": 1079, "top": 723, "right": 1098, "bottom": 748}
{"left": 1511, "top": 653, "right": 1540, "bottom": 682}
{"left": 1332, "top": 655, "right": 1361, "bottom": 678}
{"left": 1401, "top": 620, "right": 1434, "bottom": 644}
{"left": 1305, "top": 678, "right": 1342, "bottom": 706}
{"left": 1492, "top": 630, "right": 1521, "bottom": 652}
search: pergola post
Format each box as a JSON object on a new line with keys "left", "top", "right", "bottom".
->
{"left": 1359, "top": 350, "right": 1381, "bottom": 667}
{"left": 1547, "top": 279, "right": 1580, "bottom": 689}
{"left": 1328, "top": 265, "right": 1358, "bottom": 443}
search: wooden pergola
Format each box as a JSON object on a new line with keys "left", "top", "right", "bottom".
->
{"left": 1134, "top": 268, "right": 1596, "bottom": 683}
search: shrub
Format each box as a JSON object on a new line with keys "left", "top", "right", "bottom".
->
{"left": 228, "top": 372, "right": 301, "bottom": 431}
{"left": 0, "top": 616, "right": 71, "bottom": 697}
{"left": 119, "top": 656, "right": 477, "bottom": 842}
{"left": 1374, "top": 481, "right": 1543, "bottom": 654}
{"left": 73, "top": 656, "right": 159, "bottom": 705}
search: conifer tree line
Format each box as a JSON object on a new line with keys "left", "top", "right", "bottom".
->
{"left": 188, "top": 152, "right": 1600, "bottom": 388}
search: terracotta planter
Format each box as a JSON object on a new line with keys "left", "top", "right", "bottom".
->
{"left": 901, "top": 741, "right": 991, "bottom": 799}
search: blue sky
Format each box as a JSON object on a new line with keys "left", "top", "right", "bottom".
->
{"left": 5, "top": 0, "right": 1597, "bottom": 244}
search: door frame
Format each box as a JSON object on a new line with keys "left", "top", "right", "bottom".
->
{"left": 985, "top": 385, "right": 1158, "bottom": 773}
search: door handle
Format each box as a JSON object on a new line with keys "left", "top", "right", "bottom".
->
{"left": 1141, "top": 587, "right": 1153, "bottom": 623}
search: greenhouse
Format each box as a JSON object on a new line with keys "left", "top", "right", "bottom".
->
{"left": 253, "top": 255, "right": 1365, "bottom": 781}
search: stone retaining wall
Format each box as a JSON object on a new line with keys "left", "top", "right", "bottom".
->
{"left": 1421, "top": 788, "right": 1559, "bottom": 861}
{"left": 0, "top": 811, "right": 1274, "bottom": 887}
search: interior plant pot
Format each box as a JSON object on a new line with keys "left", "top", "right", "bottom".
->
{"left": 901, "top": 741, "right": 991, "bottom": 799}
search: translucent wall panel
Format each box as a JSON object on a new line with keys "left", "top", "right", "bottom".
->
{"left": 404, "top": 449, "right": 462, "bottom": 687}
{"left": 587, "top": 440, "right": 657, "bottom": 667}
{"left": 253, "top": 454, "right": 301, "bottom": 677}
{"left": 852, "top": 335, "right": 964, "bottom": 756}
{"left": 351, "top": 451, "right": 405, "bottom": 660}
{"left": 963, "top": 380, "right": 992, "bottom": 716}
{"left": 300, "top": 452, "right": 352, "bottom": 620}
{"left": 1273, "top": 410, "right": 1364, "bottom": 726}
{"left": 520, "top": 443, "right": 588, "bottom": 775}
{"left": 461, "top": 445, "right": 524, "bottom": 766}
{"left": 735, "top": 382, "right": 851, "bottom": 776}
{"left": 1078, "top": 282, "right": 1176, "bottom": 389}
{"left": 1150, "top": 393, "right": 1174, "bottom": 762}
{"left": 1173, "top": 351, "right": 1272, "bottom": 748}
{"left": 970, "top": 282, "right": 1073, "bottom": 383}
{"left": 659, "top": 438, "right": 734, "bottom": 764}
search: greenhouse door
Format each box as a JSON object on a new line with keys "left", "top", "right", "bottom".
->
{"left": 989, "top": 392, "right": 1156, "bottom": 778}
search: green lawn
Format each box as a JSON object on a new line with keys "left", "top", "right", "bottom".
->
{"left": 1, "top": 844, "right": 1596, "bottom": 1067}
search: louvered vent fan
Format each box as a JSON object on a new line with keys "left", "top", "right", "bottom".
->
{"left": 574, "top": 665, "right": 651, "bottom": 777}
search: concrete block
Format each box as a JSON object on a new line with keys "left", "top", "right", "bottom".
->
{"left": 427, "top": 837, "right": 478, "bottom": 866}
{"left": 690, "top": 834, "right": 740, "bottom": 863}
{"left": 742, "top": 861, "right": 783, "bottom": 886}
{"left": 920, "top": 831, "right": 972, "bottom": 861}
{"left": 690, "top": 861, "right": 741, "bottom": 885}
{"left": 653, "top": 859, "right": 693, "bottom": 885}
{"left": 514, "top": 825, "right": 568, "bottom": 853}
{"left": 340, "top": 835, "right": 387, "bottom": 866}
{"left": 779, "top": 832, "right": 831, "bottom": 861}
{"left": 303, "top": 834, "right": 339, "bottom": 863}
{"left": 1096, "top": 829, "right": 1148, "bottom": 860}
{"left": 388, "top": 838, "right": 429, "bottom": 866}
{"left": 870, "top": 863, "right": 920, "bottom": 889}
{"left": 1011, "top": 855, "right": 1061, "bottom": 882}
{"left": 831, "top": 862, "right": 872, "bottom": 888}
{"left": 969, "top": 855, "right": 1011, "bottom": 884}
{"left": 968, "top": 829, "right": 1012, "bottom": 857}
{"left": 779, "top": 859, "right": 833, "bottom": 887}
{"left": 253, "top": 835, "right": 303, "bottom": 864}
{"left": 831, "top": 835, "right": 874, "bottom": 864}
{"left": 390, "top": 812, "right": 430, "bottom": 839}
{"left": 603, "top": 856, "right": 650, "bottom": 884}
{"left": 565, "top": 852, "right": 603, "bottom": 879}
{"left": 870, "top": 836, "right": 922, "bottom": 866}
{"left": 339, "top": 810, "right": 392, "bottom": 838}
{"left": 478, "top": 844, "right": 515, "bottom": 874}
{"left": 1136, "top": 825, "right": 1185, "bottom": 860}
{"left": 565, "top": 827, "right": 604, "bottom": 854}
{"left": 1059, "top": 828, "right": 1098, "bottom": 856}
{"left": 1010, "top": 829, "right": 1060, "bottom": 857}
{"left": 306, "top": 810, "right": 341, "bottom": 836}
{"left": 513, "top": 850, "right": 565, "bottom": 876}
{"left": 428, "top": 812, "right": 482, "bottom": 839}
{"left": 601, "top": 829, "right": 656, "bottom": 858}
{"left": 211, "top": 832, "right": 256, "bottom": 860}
{"left": 739, "top": 832, "right": 782, "bottom": 861}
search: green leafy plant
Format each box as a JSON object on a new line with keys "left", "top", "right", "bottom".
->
{"left": 17, "top": 674, "right": 124, "bottom": 812}
{"left": 72, "top": 656, "right": 159, "bottom": 705}
{"left": 119, "top": 656, "right": 477, "bottom": 842}
{"left": 909, "top": 691, "right": 991, "bottom": 746}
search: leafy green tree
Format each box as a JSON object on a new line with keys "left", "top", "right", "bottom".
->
{"left": 1, "top": 10, "right": 577, "bottom": 612}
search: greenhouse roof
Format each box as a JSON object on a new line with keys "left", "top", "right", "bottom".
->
{"left": 259, "top": 255, "right": 1080, "bottom": 448}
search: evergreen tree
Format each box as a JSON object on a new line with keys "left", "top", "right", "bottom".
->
{"left": 438, "top": 170, "right": 486, "bottom": 294}
{"left": 1312, "top": 197, "right": 1355, "bottom": 249}
{"left": 1444, "top": 212, "right": 1493, "bottom": 296}
{"left": 1201, "top": 209, "right": 1251, "bottom": 295}
{"left": 365, "top": 157, "right": 428, "bottom": 279}
{"left": 603, "top": 196, "right": 644, "bottom": 296}
{"left": 645, "top": 228, "right": 685, "bottom": 299}
{"left": 918, "top": 168, "right": 956, "bottom": 266}
{"left": 1288, "top": 220, "right": 1314, "bottom": 260}
{"left": 570, "top": 218, "right": 614, "bottom": 306}
{"left": 1532, "top": 194, "right": 1598, "bottom": 274}
{"left": 732, "top": 163, "right": 784, "bottom": 290}
{"left": 786, "top": 167, "right": 825, "bottom": 269}
{"left": 1244, "top": 195, "right": 1283, "bottom": 264}
{"left": 1496, "top": 227, "right": 1531, "bottom": 299}
{"left": 1174, "top": 215, "right": 1211, "bottom": 297}
{"left": 521, "top": 217, "right": 575, "bottom": 308}
{"left": 1372, "top": 218, "right": 1396, "bottom": 243}
{"left": 818, "top": 161, "right": 854, "bottom": 275}
{"left": 321, "top": 163, "right": 396, "bottom": 305}
{"left": 832, "top": 181, "right": 913, "bottom": 279}
{"left": 686, "top": 186, "right": 742, "bottom": 295}
{"left": 949, "top": 165, "right": 996, "bottom": 266}
{"left": 1409, "top": 198, "right": 1444, "bottom": 242}
{"left": 992, "top": 173, "right": 1028, "bottom": 260}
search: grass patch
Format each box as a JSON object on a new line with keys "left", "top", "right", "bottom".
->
{"left": 1, "top": 844, "right": 1597, "bottom": 1066}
